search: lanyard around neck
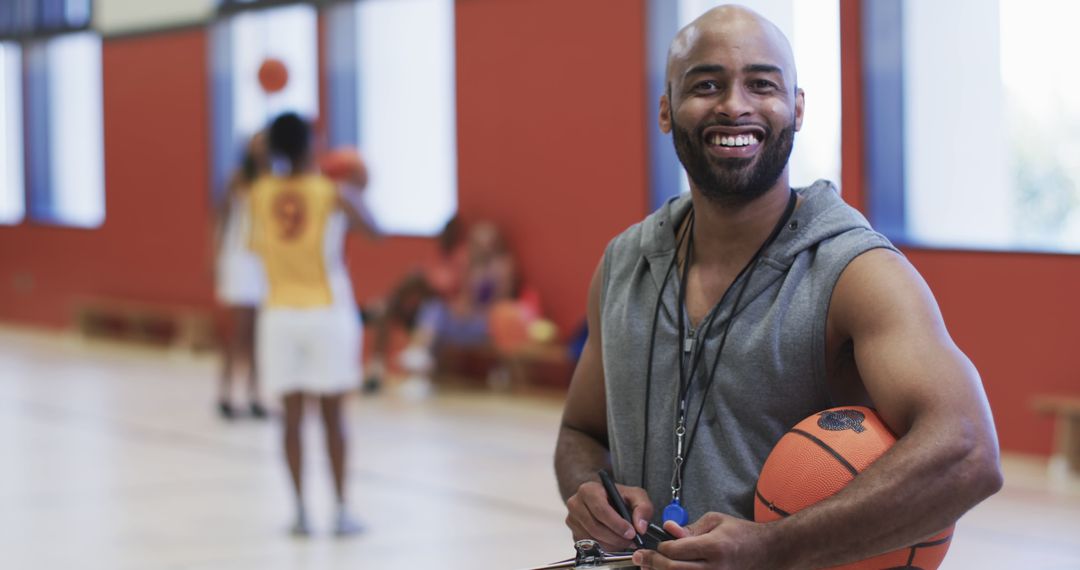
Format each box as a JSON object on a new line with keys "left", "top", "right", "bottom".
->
{"left": 668, "top": 188, "right": 798, "bottom": 508}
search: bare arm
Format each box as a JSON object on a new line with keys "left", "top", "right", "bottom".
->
{"left": 638, "top": 249, "right": 1003, "bottom": 569}
{"left": 555, "top": 260, "right": 655, "bottom": 551}
{"left": 336, "top": 184, "right": 382, "bottom": 240}
{"left": 555, "top": 261, "right": 611, "bottom": 499}
{"left": 768, "top": 249, "right": 1003, "bottom": 567}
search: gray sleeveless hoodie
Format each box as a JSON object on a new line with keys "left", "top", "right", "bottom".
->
{"left": 599, "top": 180, "right": 897, "bottom": 522}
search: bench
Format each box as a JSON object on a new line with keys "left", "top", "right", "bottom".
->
{"left": 434, "top": 341, "right": 574, "bottom": 392}
{"left": 74, "top": 297, "right": 217, "bottom": 352}
{"left": 1032, "top": 394, "right": 1080, "bottom": 477}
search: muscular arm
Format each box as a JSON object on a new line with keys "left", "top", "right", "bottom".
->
{"left": 768, "top": 249, "right": 1003, "bottom": 567}
{"left": 555, "top": 261, "right": 610, "bottom": 500}
{"left": 555, "top": 260, "right": 655, "bottom": 550}
{"left": 639, "top": 249, "right": 1003, "bottom": 569}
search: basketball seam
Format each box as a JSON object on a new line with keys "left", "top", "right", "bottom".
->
{"left": 754, "top": 489, "right": 791, "bottom": 517}
{"left": 906, "top": 533, "right": 953, "bottom": 566}
{"left": 789, "top": 428, "right": 859, "bottom": 477}
{"left": 913, "top": 534, "right": 952, "bottom": 548}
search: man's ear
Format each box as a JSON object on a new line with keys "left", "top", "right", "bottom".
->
{"left": 794, "top": 87, "right": 805, "bottom": 132}
{"left": 659, "top": 92, "right": 673, "bottom": 134}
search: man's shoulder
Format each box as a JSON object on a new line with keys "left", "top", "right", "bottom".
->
{"left": 605, "top": 193, "right": 691, "bottom": 262}
{"left": 786, "top": 180, "right": 896, "bottom": 260}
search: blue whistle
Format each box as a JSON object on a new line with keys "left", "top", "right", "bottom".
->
{"left": 662, "top": 499, "right": 688, "bottom": 526}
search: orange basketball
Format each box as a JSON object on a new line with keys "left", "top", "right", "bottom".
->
{"left": 318, "top": 147, "right": 366, "bottom": 183}
{"left": 488, "top": 301, "right": 530, "bottom": 353}
{"left": 257, "top": 58, "right": 289, "bottom": 94}
{"left": 755, "top": 406, "right": 954, "bottom": 569}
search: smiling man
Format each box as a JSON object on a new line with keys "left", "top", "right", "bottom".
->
{"left": 554, "top": 5, "right": 1002, "bottom": 569}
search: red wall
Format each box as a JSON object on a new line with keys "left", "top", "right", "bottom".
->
{"left": 0, "top": 0, "right": 647, "bottom": 333}
{"left": 0, "top": 31, "right": 214, "bottom": 325}
{"left": 902, "top": 250, "right": 1078, "bottom": 456}
{"left": 0, "top": 0, "right": 1071, "bottom": 457}
{"left": 345, "top": 0, "right": 649, "bottom": 332}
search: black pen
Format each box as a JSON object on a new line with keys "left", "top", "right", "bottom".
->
{"left": 598, "top": 470, "right": 645, "bottom": 548}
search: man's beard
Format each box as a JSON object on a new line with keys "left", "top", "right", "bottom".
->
{"left": 672, "top": 116, "right": 796, "bottom": 206}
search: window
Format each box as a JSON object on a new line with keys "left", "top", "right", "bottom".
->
{"left": 326, "top": 0, "right": 457, "bottom": 237}
{"left": 0, "top": 42, "right": 24, "bottom": 225}
{"left": 0, "top": 0, "right": 91, "bottom": 37}
{"left": 868, "top": 0, "right": 1080, "bottom": 252}
{"left": 229, "top": 4, "right": 318, "bottom": 146}
{"left": 24, "top": 31, "right": 105, "bottom": 227}
{"left": 647, "top": 0, "right": 842, "bottom": 207}
{"left": 210, "top": 3, "right": 319, "bottom": 196}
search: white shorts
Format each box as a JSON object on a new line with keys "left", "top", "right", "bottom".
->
{"left": 215, "top": 251, "right": 266, "bottom": 306}
{"left": 257, "top": 306, "right": 362, "bottom": 398}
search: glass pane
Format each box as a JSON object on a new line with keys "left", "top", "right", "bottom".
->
{"left": 354, "top": 0, "right": 457, "bottom": 236}
{"left": 229, "top": 4, "right": 318, "bottom": 147}
{"left": 46, "top": 31, "right": 104, "bottom": 228}
{"left": 0, "top": 42, "right": 24, "bottom": 225}
{"left": 999, "top": 0, "right": 1080, "bottom": 249}
{"left": 902, "top": 0, "right": 1080, "bottom": 251}
{"left": 675, "top": 0, "right": 842, "bottom": 192}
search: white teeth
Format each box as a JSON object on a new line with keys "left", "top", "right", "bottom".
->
{"left": 712, "top": 134, "right": 759, "bottom": 147}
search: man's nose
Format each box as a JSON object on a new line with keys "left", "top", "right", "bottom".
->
{"left": 714, "top": 86, "right": 753, "bottom": 119}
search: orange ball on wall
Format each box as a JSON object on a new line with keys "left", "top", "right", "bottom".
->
{"left": 257, "top": 58, "right": 289, "bottom": 94}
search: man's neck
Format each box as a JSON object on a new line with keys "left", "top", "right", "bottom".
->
{"left": 687, "top": 179, "right": 793, "bottom": 270}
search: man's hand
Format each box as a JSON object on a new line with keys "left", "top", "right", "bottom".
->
{"left": 632, "top": 512, "right": 775, "bottom": 569}
{"left": 564, "top": 480, "right": 654, "bottom": 553}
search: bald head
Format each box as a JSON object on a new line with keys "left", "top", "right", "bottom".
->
{"left": 657, "top": 5, "right": 805, "bottom": 206}
{"left": 666, "top": 5, "right": 797, "bottom": 94}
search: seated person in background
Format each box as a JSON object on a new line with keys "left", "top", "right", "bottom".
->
{"left": 362, "top": 215, "right": 467, "bottom": 393}
{"left": 397, "top": 221, "right": 517, "bottom": 395}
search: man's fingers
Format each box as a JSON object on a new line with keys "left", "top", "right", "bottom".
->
{"left": 662, "top": 519, "right": 692, "bottom": 539}
{"left": 683, "top": 511, "right": 725, "bottom": 536}
{"left": 657, "top": 513, "right": 729, "bottom": 561}
{"left": 581, "top": 484, "right": 637, "bottom": 540}
{"left": 622, "top": 485, "right": 655, "bottom": 534}
{"left": 565, "top": 513, "right": 629, "bottom": 553}
{"left": 657, "top": 533, "right": 713, "bottom": 561}
{"left": 632, "top": 549, "right": 707, "bottom": 570}
{"left": 565, "top": 486, "right": 634, "bottom": 550}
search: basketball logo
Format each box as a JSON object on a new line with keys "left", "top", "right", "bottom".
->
{"left": 817, "top": 409, "right": 867, "bottom": 433}
{"left": 272, "top": 190, "right": 306, "bottom": 240}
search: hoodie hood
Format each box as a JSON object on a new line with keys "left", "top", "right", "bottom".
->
{"left": 636, "top": 180, "right": 877, "bottom": 292}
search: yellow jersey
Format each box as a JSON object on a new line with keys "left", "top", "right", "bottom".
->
{"left": 249, "top": 174, "right": 339, "bottom": 308}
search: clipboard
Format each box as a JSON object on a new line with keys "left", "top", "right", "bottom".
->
{"left": 520, "top": 539, "right": 636, "bottom": 569}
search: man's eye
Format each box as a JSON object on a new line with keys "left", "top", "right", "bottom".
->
{"left": 749, "top": 79, "right": 777, "bottom": 91}
{"left": 694, "top": 80, "right": 720, "bottom": 92}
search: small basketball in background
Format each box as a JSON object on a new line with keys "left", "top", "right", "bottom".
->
{"left": 488, "top": 301, "right": 531, "bottom": 354}
{"left": 318, "top": 147, "right": 366, "bottom": 184}
{"left": 755, "top": 406, "right": 954, "bottom": 569}
{"left": 257, "top": 58, "right": 289, "bottom": 94}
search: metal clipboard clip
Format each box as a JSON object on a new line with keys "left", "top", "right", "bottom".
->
{"left": 522, "top": 539, "right": 636, "bottom": 569}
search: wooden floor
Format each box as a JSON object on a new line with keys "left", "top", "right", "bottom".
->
{"left": 2, "top": 327, "right": 1079, "bottom": 570}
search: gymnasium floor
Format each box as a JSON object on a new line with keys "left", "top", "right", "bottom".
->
{"left": 2, "top": 326, "right": 1079, "bottom": 570}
